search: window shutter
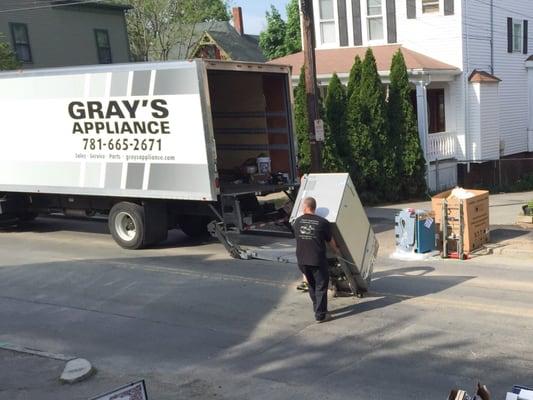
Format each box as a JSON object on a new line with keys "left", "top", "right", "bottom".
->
{"left": 352, "top": 0, "right": 362, "bottom": 46}
{"left": 407, "top": 0, "right": 416, "bottom": 19}
{"left": 508, "top": 17, "right": 513, "bottom": 53}
{"left": 444, "top": 0, "right": 454, "bottom": 16}
{"left": 386, "top": 0, "right": 397, "bottom": 43}
{"left": 524, "top": 20, "right": 529, "bottom": 54}
{"left": 338, "top": 0, "right": 349, "bottom": 46}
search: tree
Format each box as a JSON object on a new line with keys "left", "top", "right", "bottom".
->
{"left": 358, "top": 49, "right": 396, "bottom": 200}
{"left": 388, "top": 50, "right": 427, "bottom": 198}
{"left": 284, "top": 0, "right": 302, "bottom": 55}
{"left": 346, "top": 49, "right": 394, "bottom": 201}
{"left": 259, "top": 5, "right": 287, "bottom": 60}
{"left": 0, "top": 35, "right": 20, "bottom": 71}
{"left": 324, "top": 73, "right": 349, "bottom": 172}
{"left": 117, "top": 0, "right": 229, "bottom": 61}
{"left": 346, "top": 55, "right": 362, "bottom": 101}
{"left": 294, "top": 67, "right": 311, "bottom": 174}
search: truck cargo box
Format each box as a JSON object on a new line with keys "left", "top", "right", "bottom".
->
{"left": 0, "top": 60, "right": 298, "bottom": 202}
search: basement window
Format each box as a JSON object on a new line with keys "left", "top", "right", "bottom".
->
{"left": 422, "top": 0, "right": 440, "bottom": 14}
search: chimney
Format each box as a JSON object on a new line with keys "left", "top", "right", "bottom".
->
{"left": 232, "top": 7, "right": 244, "bottom": 35}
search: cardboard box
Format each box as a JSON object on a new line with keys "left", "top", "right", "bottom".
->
{"left": 432, "top": 189, "right": 490, "bottom": 253}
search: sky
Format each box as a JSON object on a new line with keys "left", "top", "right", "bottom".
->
{"left": 232, "top": 0, "right": 290, "bottom": 35}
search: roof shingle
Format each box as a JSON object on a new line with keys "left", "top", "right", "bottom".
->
{"left": 269, "top": 44, "right": 458, "bottom": 75}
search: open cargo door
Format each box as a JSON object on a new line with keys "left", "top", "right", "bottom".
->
{"left": 290, "top": 173, "right": 379, "bottom": 293}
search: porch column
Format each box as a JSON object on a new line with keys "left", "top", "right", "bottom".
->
{"left": 416, "top": 80, "right": 430, "bottom": 187}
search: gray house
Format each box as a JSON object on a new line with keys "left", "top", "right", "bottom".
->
{"left": 0, "top": 0, "right": 130, "bottom": 69}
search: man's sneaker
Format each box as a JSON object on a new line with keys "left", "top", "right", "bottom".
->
{"left": 316, "top": 312, "right": 333, "bottom": 324}
{"left": 296, "top": 281, "right": 309, "bottom": 292}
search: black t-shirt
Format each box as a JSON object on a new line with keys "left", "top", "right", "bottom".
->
{"left": 294, "top": 213, "right": 332, "bottom": 267}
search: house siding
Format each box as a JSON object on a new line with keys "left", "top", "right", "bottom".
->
{"left": 0, "top": 3, "right": 130, "bottom": 68}
{"left": 468, "top": 83, "right": 482, "bottom": 160}
{"left": 465, "top": 0, "right": 531, "bottom": 158}
{"left": 480, "top": 84, "right": 501, "bottom": 160}
{"left": 397, "top": 0, "right": 463, "bottom": 68}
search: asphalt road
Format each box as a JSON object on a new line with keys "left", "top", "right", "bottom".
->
{"left": 1, "top": 216, "right": 533, "bottom": 399}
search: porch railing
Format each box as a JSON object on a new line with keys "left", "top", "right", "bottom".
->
{"left": 426, "top": 131, "right": 458, "bottom": 162}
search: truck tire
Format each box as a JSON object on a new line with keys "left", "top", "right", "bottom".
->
{"left": 109, "top": 202, "right": 145, "bottom": 250}
{"left": 143, "top": 202, "right": 168, "bottom": 246}
{"left": 179, "top": 215, "right": 210, "bottom": 238}
{"left": 18, "top": 212, "right": 38, "bottom": 223}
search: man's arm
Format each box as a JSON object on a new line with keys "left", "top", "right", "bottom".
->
{"left": 324, "top": 221, "right": 340, "bottom": 254}
{"left": 329, "top": 237, "right": 340, "bottom": 254}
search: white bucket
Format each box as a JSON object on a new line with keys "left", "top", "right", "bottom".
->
{"left": 257, "top": 157, "right": 271, "bottom": 174}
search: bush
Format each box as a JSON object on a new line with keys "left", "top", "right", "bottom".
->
{"left": 0, "top": 35, "right": 20, "bottom": 71}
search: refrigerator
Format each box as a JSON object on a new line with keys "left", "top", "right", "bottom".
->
{"left": 290, "top": 173, "right": 379, "bottom": 294}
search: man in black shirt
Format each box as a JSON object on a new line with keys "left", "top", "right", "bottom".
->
{"left": 294, "top": 197, "right": 337, "bottom": 323}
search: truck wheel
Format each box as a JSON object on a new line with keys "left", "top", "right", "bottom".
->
{"left": 18, "top": 212, "right": 38, "bottom": 223}
{"left": 109, "top": 202, "right": 145, "bottom": 249}
{"left": 179, "top": 215, "right": 210, "bottom": 238}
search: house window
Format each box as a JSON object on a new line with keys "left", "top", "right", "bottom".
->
{"left": 428, "top": 89, "right": 446, "bottom": 133}
{"left": 513, "top": 22, "right": 523, "bottom": 52}
{"left": 318, "top": 0, "right": 336, "bottom": 44}
{"left": 422, "top": 0, "right": 440, "bottom": 14}
{"left": 367, "top": 0, "right": 384, "bottom": 41}
{"left": 94, "top": 29, "right": 112, "bottom": 64}
{"left": 9, "top": 23, "right": 32, "bottom": 63}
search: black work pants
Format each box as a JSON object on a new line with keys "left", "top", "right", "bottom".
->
{"left": 299, "top": 264, "right": 329, "bottom": 320}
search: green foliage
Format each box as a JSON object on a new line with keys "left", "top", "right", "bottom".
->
{"left": 117, "top": 0, "right": 229, "bottom": 61}
{"left": 388, "top": 50, "right": 427, "bottom": 199}
{"left": 259, "top": 6, "right": 287, "bottom": 60}
{"left": 351, "top": 49, "right": 395, "bottom": 200}
{"left": 324, "top": 73, "right": 349, "bottom": 172}
{"left": 284, "top": 0, "right": 302, "bottom": 55}
{"left": 0, "top": 35, "right": 20, "bottom": 71}
{"left": 321, "top": 99, "right": 343, "bottom": 173}
{"left": 346, "top": 55, "right": 362, "bottom": 101}
{"left": 294, "top": 67, "right": 311, "bottom": 174}
{"left": 259, "top": 1, "right": 302, "bottom": 60}
{"left": 198, "top": 0, "right": 230, "bottom": 21}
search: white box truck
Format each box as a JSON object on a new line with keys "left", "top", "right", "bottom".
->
{"left": 0, "top": 60, "right": 299, "bottom": 250}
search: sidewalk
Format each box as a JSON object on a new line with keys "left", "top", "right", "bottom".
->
{"left": 366, "top": 191, "right": 533, "bottom": 258}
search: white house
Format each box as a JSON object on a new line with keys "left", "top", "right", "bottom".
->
{"left": 271, "top": 0, "right": 533, "bottom": 191}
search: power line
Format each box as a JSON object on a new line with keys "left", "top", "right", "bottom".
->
{"left": 0, "top": 0, "right": 106, "bottom": 14}
{"left": 470, "top": 0, "right": 533, "bottom": 21}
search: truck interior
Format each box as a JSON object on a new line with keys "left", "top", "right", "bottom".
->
{"left": 207, "top": 69, "right": 296, "bottom": 194}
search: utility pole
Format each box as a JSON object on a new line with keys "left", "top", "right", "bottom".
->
{"left": 300, "top": 0, "right": 322, "bottom": 172}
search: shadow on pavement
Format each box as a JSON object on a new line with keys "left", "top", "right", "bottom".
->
{"left": 0, "top": 216, "right": 217, "bottom": 249}
{"left": 490, "top": 227, "right": 531, "bottom": 243}
{"left": 0, "top": 240, "right": 521, "bottom": 399}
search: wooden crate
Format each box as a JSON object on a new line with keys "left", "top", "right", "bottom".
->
{"left": 432, "top": 189, "right": 490, "bottom": 253}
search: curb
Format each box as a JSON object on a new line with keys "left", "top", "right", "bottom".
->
{"left": 493, "top": 245, "right": 533, "bottom": 258}
{"left": 0, "top": 342, "right": 74, "bottom": 361}
{"left": 0, "top": 342, "right": 95, "bottom": 384}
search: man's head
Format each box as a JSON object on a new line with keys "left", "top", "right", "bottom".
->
{"left": 302, "top": 197, "right": 317, "bottom": 215}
